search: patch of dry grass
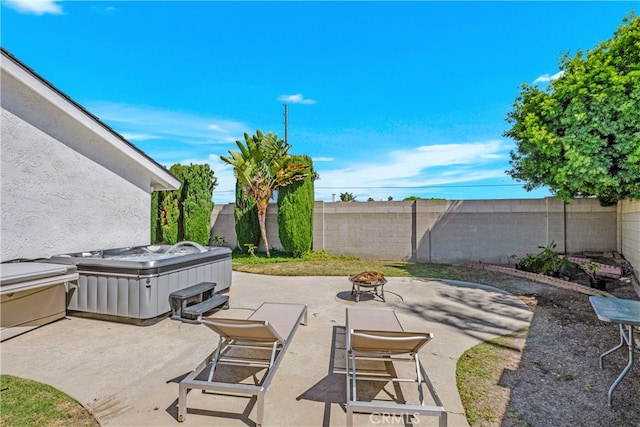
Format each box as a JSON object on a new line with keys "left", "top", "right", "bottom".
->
{"left": 456, "top": 328, "right": 528, "bottom": 426}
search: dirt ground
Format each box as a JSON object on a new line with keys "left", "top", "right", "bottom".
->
{"left": 460, "top": 268, "right": 639, "bottom": 427}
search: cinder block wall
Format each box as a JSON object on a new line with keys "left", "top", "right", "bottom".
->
{"left": 618, "top": 199, "right": 640, "bottom": 277}
{"left": 565, "top": 199, "right": 618, "bottom": 252}
{"left": 210, "top": 197, "right": 621, "bottom": 265}
{"left": 209, "top": 203, "right": 283, "bottom": 252}
{"left": 318, "top": 201, "right": 414, "bottom": 259}
{"left": 415, "top": 199, "right": 558, "bottom": 264}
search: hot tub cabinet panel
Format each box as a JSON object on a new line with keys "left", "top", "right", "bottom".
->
{"left": 1, "top": 262, "right": 79, "bottom": 341}
{"left": 53, "top": 244, "right": 232, "bottom": 325}
{"left": 1, "top": 285, "right": 67, "bottom": 341}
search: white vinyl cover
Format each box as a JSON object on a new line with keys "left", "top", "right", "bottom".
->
{"left": 0, "top": 262, "right": 78, "bottom": 294}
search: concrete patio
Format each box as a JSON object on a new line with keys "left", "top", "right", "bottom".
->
{"left": 1, "top": 271, "right": 532, "bottom": 426}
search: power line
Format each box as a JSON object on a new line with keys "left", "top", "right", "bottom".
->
{"left": 215, "top": 183, "right": 523, "bottom": 193}
{"left": 315, "top": 183, "right": 522, "bottom": 189}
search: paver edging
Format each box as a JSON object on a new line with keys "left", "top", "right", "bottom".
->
{"left": 465, "top": 262, "right": 610, "bottom": 297}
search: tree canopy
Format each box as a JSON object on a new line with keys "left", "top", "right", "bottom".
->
{"left": 340, "top": 192, "right": 356, "bottom": 202}
{"left": 221, "top": 130, "right": 309, "bottom": 257}
{"left": 504, "top": 14, "right": 640, "bottom": 206}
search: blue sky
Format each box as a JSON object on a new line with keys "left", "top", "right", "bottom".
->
{"left": 2, "top": 1, "right": 636, "bottom": 204}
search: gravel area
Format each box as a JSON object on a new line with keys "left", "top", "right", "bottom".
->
{"left": 461, "top": 268, "right": 639, "bottom": 426}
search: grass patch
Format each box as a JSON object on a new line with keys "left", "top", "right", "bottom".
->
{"left": 456, "top": 328, "right": 528, "bottom": 426}
{"left": 232, "top": 250, "right": 473, "bottom": 279}
{"left": 0, "top": 375, "right": 97, "bottom": 427}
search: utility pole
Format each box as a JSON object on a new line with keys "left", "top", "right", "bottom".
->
{"left": 283, "top": 104, "right": 288, "bottom": 145}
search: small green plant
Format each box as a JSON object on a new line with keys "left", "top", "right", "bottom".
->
{"left": 579, "top": 262, "right": 601, "bottom": 285}
{"left": 512, "top": 241, "right": 567, "bottom": 275}
{"left": 554, "top": 373, "right": 575, "bottom": 382}
{"left": 244, "top": 243, "right": 257, "bottom": 257}
{"left": 212, "top": 235, "right": 226, "bottom": 246}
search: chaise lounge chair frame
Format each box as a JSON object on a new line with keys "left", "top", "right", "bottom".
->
{"left": 178, "top": 302, "right": 307, "bottom": 426}
{"left": 345, "top": 307, "right": 447, "bottom": 427}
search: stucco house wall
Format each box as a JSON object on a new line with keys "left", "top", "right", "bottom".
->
{"left": 1, "top": 49, "right": 180, "bottom": 262}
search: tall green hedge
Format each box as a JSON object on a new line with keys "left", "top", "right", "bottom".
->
{"left": 160, "top": 167, "right": 182, "bottom": 244}
{"left": 234, "top": 180, "right": 260, "bottom": 252}
{"left": 152, "top": 163, "right": 217, "bottom": 246}
{"left": 182, "top": 164, "right": 215, "bottom": 245}
{"left": 150, "top": 191, "right": 160, "bottom": 243}
{"left": 277, "top": 155, "right": 314, "bottom": 256}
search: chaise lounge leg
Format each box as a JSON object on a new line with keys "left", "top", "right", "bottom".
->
{"left": 439, "top": 411, "right": 448, "bottom": 427}
{"left": 256, "top": 393, "right": 265, "bottom": 427}
{"left": 177, "top": 383, "right": 188, "bottom": 422}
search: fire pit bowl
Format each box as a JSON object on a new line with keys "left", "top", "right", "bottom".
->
{"left": 349, "top": 271, "right": 387, "bottom": 302}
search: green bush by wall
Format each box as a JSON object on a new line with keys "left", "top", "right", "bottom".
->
{"left": 150, "top": 191, "right": 161, "bottom": 243}
{"left": 234, "top": 180, "right": 260, "bottom": 252}
{"left": 277, "top": 155, "right": 314, "bottom": 256}
{"left": 152, "top": 163, "right": 217, "bottom": 246}
{"left": 182, "top": 164, "right": 215, "bottom": 245}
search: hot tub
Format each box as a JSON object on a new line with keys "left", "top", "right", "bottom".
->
{"left": 50, "top": 241, "right": 232, "bottom": 325}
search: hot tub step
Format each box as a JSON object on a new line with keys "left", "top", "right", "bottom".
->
{"left": 181, "top": 295, "right": 230, "bottom": 323}
{"left": 170, "top": 282, "right": 217, "bottom": 322}
{"left": 170, "top": 281, "right": 216, "bottom": 300}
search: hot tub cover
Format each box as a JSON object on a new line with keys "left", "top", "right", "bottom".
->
{"left": 0, "top": 262, "right": 78, "bottom": 294}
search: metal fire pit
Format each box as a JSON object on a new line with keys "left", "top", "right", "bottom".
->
{"left": 349, "top": 272, "right": 387, "bottom": 302}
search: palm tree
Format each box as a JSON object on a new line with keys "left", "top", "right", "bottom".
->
{"left": 340, "top": 192, "right": 356, "bottom": 202}
{"left": 221, "top": 130, "right": 309, "bottom": 257}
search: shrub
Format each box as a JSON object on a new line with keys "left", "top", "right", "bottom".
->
{"left": 150, "top": 191, "right": 161, "bottom": 243}
{"left": 278, "top": 155, "right": 314, "bottom": 257}
{"left": 153, "top": 163, "right": 217, "bottom": 245}
{"left": 234, "top": 180, "right": 260, "bottom": 252}
{"left": 181, "top": 164, "right": 215, "bottom": 245}
{"left": 513, "top": 241, "right": 568, "bottom": 275}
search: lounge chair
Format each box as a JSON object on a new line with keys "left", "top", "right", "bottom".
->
{"left": 178, "top": 302, "right": 307, "bottom": 426}
{"left": 345, "top": 307, "right": 447, "bottom": 427}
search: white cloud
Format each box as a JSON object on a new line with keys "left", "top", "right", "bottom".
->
{"left": 533, "top": 70, "right": 565, "bottom": 84}
{"left": 207, "top": 124, "right": 228, "bottom": 132}
{"left": 206, "top": 139, "right": 515, "bottom": 204}
{"left": 84, "top": 103, "right": 515, "bottom": 204}
{"left": 155, "top": 138, "right": 514, "bottom": 205}
{"left": 82, "top": 101, "right": 255, "bottom": 203}
{"left": 277, "top": 93, "right": 317, "bottom": 104}
{"left": 311, "top": 140, "right": 510, "bottom": 202}
{"left": 120, "top": 132, "right": 158, "bottom": 142}
{"left": 3, "top": 0, "right": 63, "bottom": 15}
{"left": 88, "top": 101, "right": 250, "bottom": 145}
